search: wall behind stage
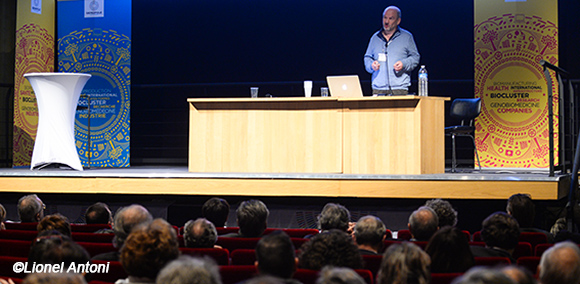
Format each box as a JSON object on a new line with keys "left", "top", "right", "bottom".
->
{"left": 129, "top": 0, "right": 580, "bottom": 164}
{"left": 132, "top": 0, "right": 476, "bottom": 86}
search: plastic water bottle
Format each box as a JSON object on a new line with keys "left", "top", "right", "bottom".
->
{"left": 418, "top": 65, "right": 428, "bottom": 96}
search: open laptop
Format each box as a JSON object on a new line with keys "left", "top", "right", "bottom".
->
{"left": 326, "top": 75, "right": 364, "bottom": 98}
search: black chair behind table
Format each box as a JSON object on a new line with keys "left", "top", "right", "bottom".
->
{"left": 445, "top": 98, "right": 482, "bottom": 173}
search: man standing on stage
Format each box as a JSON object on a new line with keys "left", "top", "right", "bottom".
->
{"left": 364, "top": 6, "right": 420, "bottom": 96}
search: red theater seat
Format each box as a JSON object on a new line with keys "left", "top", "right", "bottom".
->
{"left": 535, "top": 243, "right": 553, "bottom": 256}
{"left": 230, "top": 249, "right": 256, "bottom": 265}
{"left": 396, "top": 229, "right": 412, "bottom": 241}
{"left": 70, "top": 224, "right": 112, "bottom": 232}
{"left": 216, "top": 227, "right": 240, "bottom": 235}
{"left": 431, "top": 273, "right": 464, "bottom": 284}
{"left": 361, "top": 254, "right": 382, "bottom": 277}
{"left": 90, "top": 260, "right": 126, "bottom": 283}
{"left": 179, "top": 247, "right": 230, "bottom": 265}
{"left": 72, "top": 232, "right": 114, "bottom": 243}
{"left": 219, "top": 265, "right": 257, "bottom": 284}
{"left": 4, "top": 223, "right": 37, "bottom": 231}
{"left": 519, "top": 232, "right": 548, "bottom": 249}
{"left": 0, "top": 239, "right": 32, "bottom": 257}
{"left": 517, "top": 256, "right": 541, "bottom": 276}
{"left": 216, "top": 237, "right": 261, "bottom": 251}
{"left": 0, "top": 230, "right": 38, "bottom": 241}
{"left": 77, "top": 242, "right": 116, "bottom": 257}
{"left": 0, "top": 256, "right": 28, "bottom": 279}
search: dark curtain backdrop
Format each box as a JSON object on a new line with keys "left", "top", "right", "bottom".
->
{"left": 129, "top": 0, "right": 579, "bottom": 164}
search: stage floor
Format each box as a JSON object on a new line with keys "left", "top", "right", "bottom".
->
{"left": 0, "top": 166, "right": 569, "bottom": 200}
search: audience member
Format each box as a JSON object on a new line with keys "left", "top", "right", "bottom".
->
{"left": 298, "top": 229, "right": 363, "bottom": 270}
{"left": 316, "top": 266, "right": 365, "bottom": 284}
{"left": 451, "top": 267, "right": 515, "bottom": 284}
{"left": 28, "top": 232, "right": 90, "bottom": 267}
{"left": 183, "top": 218, "right": 219, "bottom": 248}
{"left": 156, "top": 255, "right": 222, "bottom": 284}
{"left": 470, "top": 212, "right": 519, "bottom": 263}
{"left": 85, "top": 202, "right": 113, "bottom": 225}
{"left": 318, "top": 203, "right": 352, "bottom": 233}
{"left": 408, "top": 206, "right": 439, "bottom": 241}
{"left": 0, "top": 203, "right": 6, "bottom": 230}
{"left": 538, "top": 241, "right": 580, "bottom": 284}
{"left": 353, "top": 215, "right": 386, "bottom": 255}
{"left": 92, "top": 204, "right": 153, "bottom": 261}
{"left": 425, "top": 226, "right": 474, "bottom": 273}
{"left": 202, "top": 197, "right": 230, "bottom": 227}
{"left": 221, "top": 199, "right": 269, "bottom": 238}
{"left": 255, "top": 231, "right": 299, "bottom": 282}
{"left": 22, "top": 273, "right": 87, "bottom": 284}
{"left": 425, "top": 198, "right": 458, "bottom": 227}
{"left": 500, "top": 265, "right": 537, "bottom": 284}
{"left": 506, "top": 193, "right": 553, "bottom": 242}
{"left": 37, "top": 213, "right": 72, "bottom": 237}
{"left": 18, "top": 194, "right": 45, "bottom": 223}
{"left": 376, "top": 242, "right": 430, "bottom": 284}
{"left": 118, "top": 218, "right": 180, "bottom": 283}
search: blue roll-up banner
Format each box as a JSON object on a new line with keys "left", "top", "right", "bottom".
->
{"left": 57, "top": 0, "right": 131, "bottom": 167}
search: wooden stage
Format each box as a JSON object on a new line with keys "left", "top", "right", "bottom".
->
{"left": 0, "top": 166, "right": 569, "bottom": 201}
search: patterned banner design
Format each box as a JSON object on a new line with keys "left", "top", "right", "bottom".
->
{"left": 13, "top": 0, "right": 55, "bottom": 168}
{"left": 57, "top": 0, "right": 131, "bottom": 167}
{"left": 474, "top": 0, "right": 558, "bottom": 169}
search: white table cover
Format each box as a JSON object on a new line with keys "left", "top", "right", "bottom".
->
{"left": 24, "top": 73, "right": 91, "bottom": 171}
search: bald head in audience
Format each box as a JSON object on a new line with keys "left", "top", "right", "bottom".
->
{"left": 18, "top": 194, "right": 44, "bottom": 223}
{"left": 408, "top": 206, "right": 439, "bottom": 241}
{"left": 539, "top": 241, "right": 580, "bottom": 284}
{"left": 183, "top": 218, "right": 218, "bottom": 248}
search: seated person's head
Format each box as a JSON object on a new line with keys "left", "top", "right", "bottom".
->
{"left": 377, "top": 242, "right": 431, "bottom": 284}
{"left": 500, "top": 265, "right": 536, "bottom": 284}
{"left": 156, "top": 255, "right": 222, "bottom": 284}
{"left": 28, "top": 231, "right": 90, "bottom": 267}
{"left": 539, "top": 241, "right": 580, "bottom": 284}
{"left": 37, "top": 213, "right": 71, "bottom": 237}
{"left": 506, "top": 193, "right": 535, "bottom": 228}
{"left": 23, "top": 273, "right": 87, "bottom": 284}
{"left": 18, "top": 194, "right": 44, "bottom": 222}
{"left": 112, "top": 204, "right": 153, "bottom": 248}
{"left": 236, "top": 199, "right": 269, "bottom": 237}
{"left": 452, "top": 267, "right": 516, "bottom": 284}
{"left": 183, "top": 218, "right": 218, "bottom": 248}
{"left": 318, "top": 203, "right": 351, "bottom": 232}
{"left": 85, "top": 202, "right": 113, "bottom": 225}
{"left": 256, "top": 231, "right": 296, "bottom": 279}
{"left": 316, "top": 266, "right": 366, "bottom": 284}
{"left": 425, "top": 226, "right": 474, "bottom": 273}
{"left": 425, "top": 199, "right": 458, "bottom": 227}
{"left": 202, "top": 197, "right": 230, "bottom": 227}
{"left": 120, "top": 218, "right": 180, "bottom": 281}
{"left": 408, "top": 206, "right": 439, "bottom": 241}
{"left": 481, "top": 212, "right": 520, "bottom": 252}
{"left": 353, "top": 215, "right": 386, "bottom": 253}
{"left": 0, "top": 203, "right": 6, "bottom": 230}
{"left": 298, "top": 229, "right": 363, "bottom": 271}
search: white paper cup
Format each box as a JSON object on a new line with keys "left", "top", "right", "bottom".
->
{"left": 304, "top": 81, "right": 312, "bottom": 97}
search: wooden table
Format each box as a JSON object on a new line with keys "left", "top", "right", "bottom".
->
{"left": 188, "top": 96, "right": 449, "bottom": 174}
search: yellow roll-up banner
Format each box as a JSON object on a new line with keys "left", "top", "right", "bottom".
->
{"left": 13, "top": 0, "right": 56, "bottom": 167}
{"left": 474, "top": 0, "right": 558, "bottom": 169}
